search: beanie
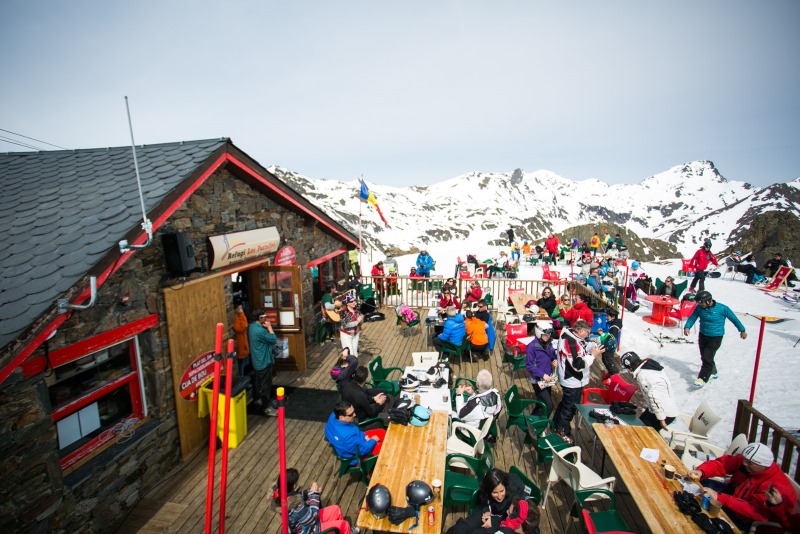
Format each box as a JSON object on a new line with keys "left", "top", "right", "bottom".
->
{"left": 741, "top": 442, "right": 773, "bottom": 467}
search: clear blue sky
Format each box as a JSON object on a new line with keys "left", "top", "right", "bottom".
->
{"left": 1, "top": 1, "right": 798, "bottom": 188}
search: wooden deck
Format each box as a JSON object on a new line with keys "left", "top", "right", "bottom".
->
{"left": 121, "top": 306, "right": 658, "bottom": 534}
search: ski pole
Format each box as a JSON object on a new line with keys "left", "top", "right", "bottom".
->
{"left": 218, "top": 339, "right": 234, "bottom": 534}
{"left": 205, "top": 323, "right": 224, "bottom": 534}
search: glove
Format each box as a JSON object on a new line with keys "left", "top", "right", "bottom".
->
{"left": 387, "top": 505, "right": 416, "bottom": 525}
{"left": 692, "top": 513, "right": 733, "bottom": 534}
{"left": 589, "top": 410, "right": 619, "bottom": 424}
{"left": 609, "top": 401, "right": 637, "bottom": 415}
{"left": 673, "top": 491, "right": 701, "bottom": 515}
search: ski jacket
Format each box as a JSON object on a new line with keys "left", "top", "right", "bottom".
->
{"left": 632, "top": 359, "right": 679, "bottom": 421}
{"left": 439, "top": 313, "right": 466, "bottom": 344}
{"left": 557, "top": 328, "right": 594, "bottom": 388}
{"left": 324, "top": 412, "right": 377, "bottom": 462}
{"left": 561, "top": 301, "right": 594, "bottom": 327}
{"left": 690, "top": 247, "right": 719, "bottom": 271}
{"left": 439, "top": 294, "right": 460, "bottom": 309}
{"left": 696, "top": 456, "right": 796, "bottom": 524}
{"left": 474, "top": 311, "right": 497, "bottom": 350}
{"left": 465, "top": 285, "right": 483, "bottom": 303}
{"left": 521, "top": 243, "right": 531, "bottom": 255}
{"left": 590, "top": 235, "right": 600, "bottom": 249}
{"left": 287, "top": 488, "right": 323, "bottom": 534}
{"left": 464, "top": 316, "right": 488, "bottom": 346}
{"left": 233, "top": 310, "right": 250, "bottom": 359}
{"left": 545, "top": 236, "right": 559, "bottom": 254}
{"left": 587, "top": 274, "right": 603, "bottom": 294}
{"left": 526, "top": 337, "right": 557, "bottom": 381}
{"left": 455, "top": 388, "right": 502, "bottom": 428}
{"left": 416, "top": 253, "right": 433, "bottom": 274}
{"left": 341, "top": 380, "right": 385, "bottom": 421}
{"left": 684, "top": 301, "right": 745, "bottom": 337}
{"left": 536, "top": 294, "right": 557, "bottom": 317}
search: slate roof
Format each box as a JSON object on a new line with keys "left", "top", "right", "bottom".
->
{"left": 0, "top": 138, "right": 228, "bottom": 352}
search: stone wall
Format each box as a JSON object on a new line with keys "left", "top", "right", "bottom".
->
{"left": 0, "top": 166, "right": 351, "bottom": 532}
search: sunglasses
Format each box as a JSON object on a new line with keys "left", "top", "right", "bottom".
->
{"left": 344, "top": 410, "right": 356, "bottom": 418}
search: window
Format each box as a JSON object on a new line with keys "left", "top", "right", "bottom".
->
{"left": 47, "top": 315, "right": 155, "bottom": 470}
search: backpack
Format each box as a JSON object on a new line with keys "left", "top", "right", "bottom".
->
{"left": 388, "top": 397, "right": 414, "bottom": 425}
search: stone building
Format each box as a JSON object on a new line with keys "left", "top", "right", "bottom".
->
{"left": 0, "top": 139, "right": 357, "bottom": 532}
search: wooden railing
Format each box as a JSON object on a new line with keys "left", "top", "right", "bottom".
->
{"left": 734, "top": 399, "right": 800, "bottom": 483}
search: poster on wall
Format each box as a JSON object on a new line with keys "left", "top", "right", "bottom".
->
{"left": 263, "top": 295, "right": 274, "bottom": 308}
{"left": 275, "top": 337, "right": 290, "bottom": 359}
{"left": 179, "top": 351, "right": 216, "bottom": 400}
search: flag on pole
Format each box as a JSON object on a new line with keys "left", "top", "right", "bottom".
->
{"left": 359, "top": 179, "right": 389, "bottom": 226}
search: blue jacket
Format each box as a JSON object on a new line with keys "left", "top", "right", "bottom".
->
{"left": 486, "top": 318, "right": 497, "bottom": 351}
{"left": 416, "top": 253, "right": 434, "bottom": 274}
{"left": 324, "top": 412, "right": 377, "bottom": 464}
{"left": 247, "top": 322, "right": 277, "bottom": 370}
{"left": 684, "top": 301, "right": 745, "bottom": 336}
{"left": 439, "top": 314, "right": 466, "bottom": 344}
{"left": 526, "top": 337, "right": 557, "bottom": 380}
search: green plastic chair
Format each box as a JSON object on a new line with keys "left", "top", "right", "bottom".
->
{"left": 504, "top": 385, "right": 548, "bottom": 434}
{"left": 331, "top": 444, "right": 377, "bottom": 486}
{"left": 483, "top": 291, "right": 494, "bottom": 307}
{"left": 509, "top": 466, "right": 543, "bottom": 506}
{"left": 577, "top": 489, "right": 631, "bottom": 533}
{"left": 443, "top": 453, "right": 486, "bottom": 516}
{"left": 359, "top": 283, "right": 376, "bottom": 301}
{"left": 367, "top": 356, "right": 402, "bottom": 396}
{"left": 441, "top": 335, "right": 472, "bottom": 363}
{"left": 501, "top": 340, "right": 527, "bottom": 378}
{"left": 524, "top": 418, "right": 569, "bottom": 466}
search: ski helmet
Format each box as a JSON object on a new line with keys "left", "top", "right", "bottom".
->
{"left": 400, "top": 375, "right": 420, "bottom": 392}
{"left": 366, "top": 484, "right": 392, "bottom": 518}
{"left": 621, "top": 351, "right": 641, "bottom": 370}
{"left": 703, "top": 239, "right": 712, "bottom": 249}
{"left": 406, "top": 480, "right": 433, "bottom": 507}
{"left": 631, "top": 261, "right": 640, "bottom": 269}
{"left": 695, "top": 290, "right": 713, "bottom": 303}
{"left": 534, "top": 321, "right": 554, "bottom": 338}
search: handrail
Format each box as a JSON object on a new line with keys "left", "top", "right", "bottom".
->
{"left": 733, "top": 399, "right": 800, "bottom": 483}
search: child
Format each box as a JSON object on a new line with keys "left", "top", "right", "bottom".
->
{"left": 497, "top": 497, "right": 541, "bottom": 534}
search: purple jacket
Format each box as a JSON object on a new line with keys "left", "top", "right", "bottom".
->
{"left": 526, "top": 337, "right": 557, "bottom": 380}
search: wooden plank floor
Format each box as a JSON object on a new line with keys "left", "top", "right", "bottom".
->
{"left": 120, "top": 306, "right": 657, "bottom": 534}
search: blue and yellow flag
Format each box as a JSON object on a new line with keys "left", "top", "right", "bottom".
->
{"left": 359, "top": 179, "right": 389, "bottom": 226}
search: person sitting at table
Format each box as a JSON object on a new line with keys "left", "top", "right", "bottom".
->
{"left": 439, "top": 289, "right": 460, "bottom": 312}
{"left": 464, "top": 310, "right": 489, "bottom": 360}
{"left": 558, "top": 292, "right": 593, "bottom": 327}
{"left": 324, "top": 400, "right": 384, "bottom": 465}
{"left": 445, "top": 468, "right": 526, "bottom": 534}
{"left": 465, "top": 280, "right": 483, "bottom": 303}
{"left": 453, "top": 369, "right": 502, "bottom": 429}
{"left": 765, "top": 484, "right": 800, "bottom": 532}
{"left": 474, "top": 300, "right": 497, "bottom": 352}
{"left": 620, "top": 352, "right": 678, "bottom": 431}
{"left": 688, "top": 442, "right": 797, "bottom": 530}
{"left": 536, "top": 286, "right": 557, "bottom": 317}
{"left": 442, "top": 277, "right": 458, "bottom": 295}
{"left": 341, "top": 366, "right": 390, "bottom": 425}
{"left": 552, "top": 320, "right": 602, "bottom": 444}
{"left": 550, "top": 293, "right": 571, "bottom": 337}
{"left": 432, "top": 307, "right": 466, "bottom": 353}
{"left": 656, "top": 276, "right": 679, "bottom": 298}
{"left": 586, "top": 267, "right": 613, "bottom": 302}
{"left": 275, "top": 467, "right": 355, "bottom": 534}
{"left": 525, "top": 322, "right": 558, "bottom": 417}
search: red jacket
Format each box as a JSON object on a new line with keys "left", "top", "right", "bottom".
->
{"left": 690, "top": 248, "right": 719, "bottom": 271}
{"left": 546, "top": 236, "right": 560, "bottom": 254}
{"left": 561, "top": 301, "right": 593, "bottom": 327}
{"left": 440, "top": 294, "right": 460, "bottom": 309}
{"left": 465, "top": 286, "right": 483, "bottom": 303}
{"left": 696, "top": 455, "right": 796, "bottom": 524}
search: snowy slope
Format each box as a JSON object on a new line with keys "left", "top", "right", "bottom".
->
{"left": 271, "top": 161, "right": 799, "bottom": 257}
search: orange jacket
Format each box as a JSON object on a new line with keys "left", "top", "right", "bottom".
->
{"left": 233, "top": 310, "right": 250, "bottom": 359}
{"left": 465, "top": 316, "right": 489, "bottom": 346}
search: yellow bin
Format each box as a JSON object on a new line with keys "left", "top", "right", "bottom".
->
{"left": 198, "top": 376, "right": 249, "bottom": 448}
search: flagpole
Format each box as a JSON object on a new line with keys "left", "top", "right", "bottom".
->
{"left": 358, "top": 175, "right": 363, "bottom": 283}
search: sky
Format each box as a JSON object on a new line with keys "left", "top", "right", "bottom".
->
{"left": 1, "top": 1, "right": 799, "bottom": 188}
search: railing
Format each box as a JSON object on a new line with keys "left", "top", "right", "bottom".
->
{"left": 357, "top": 275, "right": 571, "bottom": 310}
{"left": 733, "top": 399, "right": 800, "bottom": 483}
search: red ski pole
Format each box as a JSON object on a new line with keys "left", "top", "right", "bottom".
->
{"left": 749, "top": 316, "right": 766, "bottom": 404}
{"left": 277, "top": 387, "right": 288, "bottom": 534}
{"left": 205, "top": 323, "right": 224, "bottom": 533}
{"left": 219, "top": 339, "right": 234, "bottom": 534}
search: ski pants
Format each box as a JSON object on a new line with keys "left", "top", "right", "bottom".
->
{"left": 553, "top": 386, "right": 583, "bottom": 435}
{"left": 340, "top": 330, "right": 360, "bottom": 358}
{"left": 690, "top": 269, "right": 707, "bottom": 291}
{"left": 698, "top": 332, "right": 722, "bottom": 381}
{"left": 532, "top": 382, "right": 554, "bottom": 418}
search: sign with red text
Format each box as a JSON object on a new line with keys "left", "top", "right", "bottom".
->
{"left": 274, "top": 246, "right": 297, "bottom": 266}
{"left": 206, "top": 226, "right": 280, "bottom": 270}
{"left": 179, "top": 351, "right": 216, "bottom": 400}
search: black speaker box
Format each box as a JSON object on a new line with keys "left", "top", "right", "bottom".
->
{"left": 162, "top": 232, "right": 196, "bottom": 274}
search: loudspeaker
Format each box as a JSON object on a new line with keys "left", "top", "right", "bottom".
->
{"left": 162, "top": 232, "right": 196, "bottom": 274}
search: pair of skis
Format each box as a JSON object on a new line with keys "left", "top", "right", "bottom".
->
{"left": 645, "top": 328, "right": 694, "bottom": 348}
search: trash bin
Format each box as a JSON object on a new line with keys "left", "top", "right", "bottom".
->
{"left": 592, "top": 312, "right": 607, "bottom": 334}
{"left": 199, "top": 375, "right": 250, "bottom": 448}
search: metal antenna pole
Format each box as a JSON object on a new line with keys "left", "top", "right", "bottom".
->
{"left": 119, "top": 96, "right": 153, "bottom": 253}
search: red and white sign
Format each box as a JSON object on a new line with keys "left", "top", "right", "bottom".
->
{"left": 179, "top": 351, "right": 216, "bottom": 400}
{"left": 206, "top": 226, "right": 280, "bottom": 271}
{"left": 275, "top": 246, "right": 297, "bottom": 266}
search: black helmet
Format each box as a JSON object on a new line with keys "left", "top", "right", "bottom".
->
{"left": 406, "top": 480, "right": 433, "bottom": 507}
{"left": 695, "top": 290, "right": 713, "bottom": 303}
{"left": 366, "top": 484, "right": 392, "bottom": 518}
{"left": 703, "top": 239, "right": 712, "bottom": 249}
{"left": 621, "top": 351, "right": 641, "bottom": 370}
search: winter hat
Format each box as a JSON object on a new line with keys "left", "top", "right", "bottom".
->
{"left": 620, "top": 352, "right": 641, "bottom": 370}
{"left": 741, "top": 442, "right": 774, "bottom": 467}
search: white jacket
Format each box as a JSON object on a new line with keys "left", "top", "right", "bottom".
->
{"left": 633, "top": 363, "right": 679, "bottom": 420}
{"left": 557, "top": 328, "right": 595, "bottom": 389}
{"left": 454, "top": 388, "right": 502, "bottom": 428}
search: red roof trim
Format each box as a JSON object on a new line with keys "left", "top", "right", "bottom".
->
{"left": 306, "top": 247, "right": 348, "bottom": 268}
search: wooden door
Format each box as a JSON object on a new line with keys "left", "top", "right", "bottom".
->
{"left": 262, "top": 265, "right": 306, "bottom": 372}
{"left": 163, "top": 276, "right": 227, "bottom": 459}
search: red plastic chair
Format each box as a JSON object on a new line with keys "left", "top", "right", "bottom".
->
{"left": 582, "top": 375, "right": 639, "bottom": 404}
{"left": 505, "top": 323, "right": 527, "bottom": 346}
{"left": 542, "top": 264, "right": 561, "bottom": 281}
{"left": 669, "top": 300, "right": 697, "bottom": 327}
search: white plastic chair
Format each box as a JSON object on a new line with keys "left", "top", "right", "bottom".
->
{"left": 446, "top": 415, "right": 494, "bottom": 470}
{"left": 661, "top": 400, "right": 722, "bottom": 452}
{"left": 681, "top": 433, "right": 748, "bottom": 471}
{"left": 542, "top": 443, "right": 616, "bottom": 507}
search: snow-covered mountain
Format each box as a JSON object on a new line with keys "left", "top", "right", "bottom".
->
{"left": 269, "top": 162, "right": 799, "bottom": 258}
